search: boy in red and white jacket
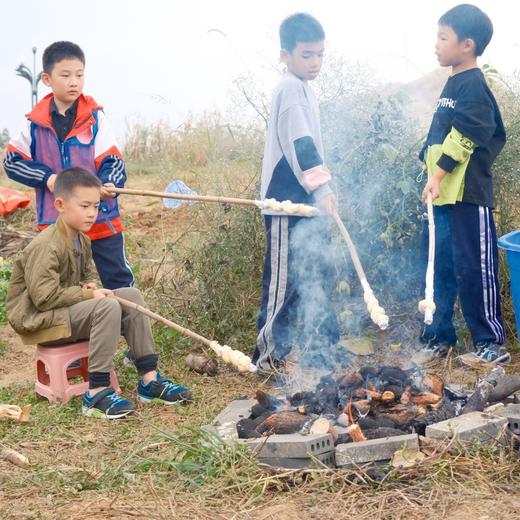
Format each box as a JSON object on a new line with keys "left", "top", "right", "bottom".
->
{"left": 4, "top": 41, "right": 133, "bottom": 289}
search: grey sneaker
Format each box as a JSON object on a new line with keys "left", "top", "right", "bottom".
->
{"left": 475, "top": 342, "right": 511, "bottom": 365}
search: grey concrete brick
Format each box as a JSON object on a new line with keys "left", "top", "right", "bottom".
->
{"left": 335, "top": 434, "right": 419, "bottom": 466}
{"left": 492, "top": 404, "right": 520, "bottom": 436}
{"left": 258, "top": 451, "right": 336, "bottom": 469}
{"left": 211, "top": 399, "right": 256, "bottom": 427}
{"left": 242, "top": 433, "right": 333, "bottom": 458}
{"left": 425, "top": 412, "right": 508, "bottom": 443}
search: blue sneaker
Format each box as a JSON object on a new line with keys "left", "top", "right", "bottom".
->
{"left": 82, "top": 387, "right": 135, "bottom": 419}
{"left": 137, "top": 373, "right": 192, "bottom": 405}
{"left": 475, "top": 343, "right": 511, "bottom": 365}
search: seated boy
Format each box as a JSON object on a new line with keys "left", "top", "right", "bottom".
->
{"left": 7, "top": 168, "right": 192, "bottom": 418}
{"left": 418, "top": 4, "right": 508, "bottom": 364}
{"left": 4, "top": 41, "right": 133, "bottom": 290}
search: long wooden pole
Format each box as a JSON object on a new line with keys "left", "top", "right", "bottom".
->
{"left": 111, "top": 295, "right": 256, "bottom": 372}
{"left": 332, "top": 210, "right": 389, "bottom": 330}
{"left": 112, "top": 295, "right": 212, "bottom": 345}
{"left": 419, "top": 193, "right": 436, "bottom": 325}
{"left": 108, "top": 187, "right": 258, "bottom": 207}
{"left": 332, "top": 210, "right": 366, "bottom": 282}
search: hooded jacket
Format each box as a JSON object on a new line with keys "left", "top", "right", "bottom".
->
{"left": 3, "top": 93, "right": 126, "bottom": 239}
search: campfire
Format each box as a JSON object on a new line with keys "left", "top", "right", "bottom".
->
{"left": 237, "top": 365, "right": 459, "bottom": 443}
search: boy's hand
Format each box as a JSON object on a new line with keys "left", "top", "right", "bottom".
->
{"left": 46, "top": 174, "right": 57, "bottom": 192}
{"left": 422, "top": 169, "right": 447, "bottom": 203}
{"left": 82, "top": 282, "right": 98, "bottom": 290}
{"left": 317, "top": 193, "right": 338, "bottom": 216}
{"left": 100, "top": 183, "right": 117, "bottom": 200}
{"left": 92, "top": 288, "right": 114, "bottom": 299}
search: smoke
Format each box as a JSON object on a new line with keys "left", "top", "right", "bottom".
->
{"left": 274, "top": 59, "right": 446, "bottom": 385}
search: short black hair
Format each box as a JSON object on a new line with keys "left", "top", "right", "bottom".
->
{"left": 42, "top": 41, "right": 85, "bottom": 73}
{"left": 439, "top": 4, "right": 493, "bottom": 56}
{"left": 280, "top": 13, "right": 325, "bottom": 52}
{"left": 54, "top": 168, "right": 101, "bottom": 198}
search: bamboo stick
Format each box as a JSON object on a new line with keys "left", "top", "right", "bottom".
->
{"left": 332, "top": 210, "right": 389, "bottom": 330}
{"left": 107, "top": 187, "right": 318, "bottom": 216}
{"left": 418, "top": 193, "right": 436, "bottom": 325}
{"left": 111, "top": 295, "right": 257, "bottom": 373}
{"left": 108, "top": 187, "right": 258, "bottom": 207}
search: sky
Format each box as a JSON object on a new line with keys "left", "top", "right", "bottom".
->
{"left": 1, "top": 0, "right": 519, "bottom": 141}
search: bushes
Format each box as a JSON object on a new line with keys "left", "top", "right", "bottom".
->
{"left": 0, "top": 257, "right": 12, "bottom": 324}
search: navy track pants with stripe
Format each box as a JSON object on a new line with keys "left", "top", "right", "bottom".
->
{"left": 91, "top": 232, "right": 135, "bottom": 290}
{"left": 421, "top": 201, "right": 505, "bottom": 346}
{"left": 253, "top": 215, "right": 340, "bottom": 369}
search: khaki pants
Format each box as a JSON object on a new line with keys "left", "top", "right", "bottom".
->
{"left": 42, "top": 288, "right": 156, "bottom": 373}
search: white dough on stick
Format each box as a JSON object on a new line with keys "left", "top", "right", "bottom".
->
{"left": 261, "top": 198, "right": 317, "bottom": 217}
{"left": 209, "top": 341, "right": 257, "bottom": 373}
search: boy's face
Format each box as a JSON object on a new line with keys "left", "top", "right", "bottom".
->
{"left": 41, "top": 58, "right": 85, "bottom": 105}
{"left": 281, "top": 40, "right": 325, "bottom": 82}
{"left": 435, "top": 25, "right": 476, "bottom": 67}
{"left": 54, "top": 186, "right": 100, "bottom": 234}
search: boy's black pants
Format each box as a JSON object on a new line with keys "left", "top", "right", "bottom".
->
{"left": 91, "top": 232, "right": 134, "bottom": 290}
{"left": 253, "top": 215, "right": 339, "bottom": 369}
{"left": 421, "top": 201, "right": 505, "bottom": 347}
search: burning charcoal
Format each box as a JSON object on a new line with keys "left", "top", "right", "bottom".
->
{"left": 352, "top": 400, "right": 371, "bottom": 416}
{"left": 237, "top": 418, "right": 262, "bottom": 439}
{"left": 421, "top": 373, "right": 444, "bottom": 396}
{"left": 336, "top": 368, "right": 364, "bottom": 389}
{"left": 364, "top": 427, "right": 408, "bottom": 440}
{"left": 358, "top": 416, "right": 399, "bottom": 430}
{"left": 255, "top": 411, "right": 309, "bottom": 435}
{"left": 256, "top": 389, "right": 285, "bottom": 411}
{"left": 288, "top": 390, "right": 314, "bottom": 406}
{"left": 409, "top": 392, "right": 442, "bottom": 405}
{"left": 384, "top": 385, "right": 404, "bottom": 400}
{"left": 400, "top": 386, "right": 412, "bottom": 404}
{"left": 379, "top": 366, "right": 411, "bottom": 386}
{"left": 315, "top": 376, "right": 340, "bottom": 414}
{"left": 358, "top": 366, "right": 380, "bottom": 379}
{"left": 411, "top": 399, "right": 457, "bottom": 435}
{"left": 251, "top": 403, "right": 270, "bottom": 419}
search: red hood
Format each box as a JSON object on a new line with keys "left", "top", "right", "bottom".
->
{"left": 26, "top": 93, "right": 103, "bottom": 140}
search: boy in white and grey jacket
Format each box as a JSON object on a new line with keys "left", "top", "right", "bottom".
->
{"left": 253, "top": 13, "right": 340, "bottom": 370}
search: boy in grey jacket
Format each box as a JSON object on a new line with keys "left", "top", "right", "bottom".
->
{"left": 253, "top": 13, "right": 340, "bottom": 370}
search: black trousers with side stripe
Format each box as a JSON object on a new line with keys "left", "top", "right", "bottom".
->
{"left": 421, "top": 201, "right": 505, "bottom": 347}
{"left": 253, "top": 215, "right": 340, "bottom": 369}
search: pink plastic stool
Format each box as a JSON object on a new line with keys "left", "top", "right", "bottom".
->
{"left": 35, "top": 341, "right": 120, "bottom": 403}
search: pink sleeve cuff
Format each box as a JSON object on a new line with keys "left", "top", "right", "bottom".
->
{"left": 301, "top": 166, "right": 331, "bottom": 191}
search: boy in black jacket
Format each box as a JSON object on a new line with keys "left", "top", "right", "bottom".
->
{"left": 417, "top": 4, "right": 508, "bottom": 364}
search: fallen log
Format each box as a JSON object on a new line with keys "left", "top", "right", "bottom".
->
{"left": 462, "top": 366, "right": 505, "bottom": 414}
{"left": 488, "top": 374, "right": 520, "bottom": 403}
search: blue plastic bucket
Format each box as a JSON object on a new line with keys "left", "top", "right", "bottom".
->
{"left": 498, "top": 230, "right": 520, "bottom": 343}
